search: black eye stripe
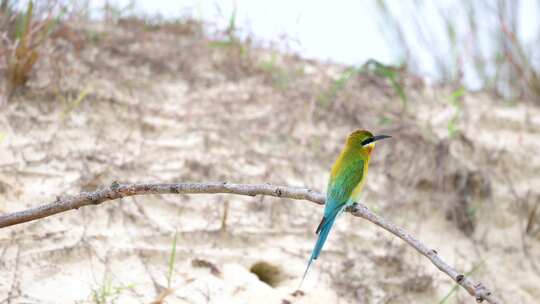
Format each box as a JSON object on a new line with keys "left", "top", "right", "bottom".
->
{"left": 361, "top": 137, "right": 374, "bottom": 146}
{"left": 362, "top": 135, "right": 392, "bottom": 146}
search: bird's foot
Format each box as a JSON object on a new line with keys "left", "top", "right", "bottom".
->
{"left": 345, "top": 202, "right": 359, "bottom": 212}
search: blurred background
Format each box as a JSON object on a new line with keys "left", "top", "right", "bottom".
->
{"left": 0, "top": 1, "right": 539, "bottom": 303}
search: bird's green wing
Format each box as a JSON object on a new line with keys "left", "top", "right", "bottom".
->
{"left": 326, "top": 158, "right": 365, "bottom": 212}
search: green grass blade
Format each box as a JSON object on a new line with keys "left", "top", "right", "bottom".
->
{"left": 167, "top": 231, "right": 178, "bottom": 288}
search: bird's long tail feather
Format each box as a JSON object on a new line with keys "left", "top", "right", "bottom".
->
{"left": 298, "top": 206, "right": 342, "bottom": 289}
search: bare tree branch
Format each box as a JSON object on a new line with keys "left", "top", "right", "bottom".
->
{"left": 0, "top": 182, "right": 501, "bottom": 303}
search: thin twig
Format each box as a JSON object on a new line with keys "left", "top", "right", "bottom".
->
{"left": 0, "top": 182, "right": 501, "bottom": 303}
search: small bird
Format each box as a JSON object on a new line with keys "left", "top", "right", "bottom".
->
{"left": 300, "top": 129, "right": 391, "bottom": 287}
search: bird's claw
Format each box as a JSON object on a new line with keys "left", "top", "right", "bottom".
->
{"left": 345, "top": 202, "right": 359, "bottom": 212}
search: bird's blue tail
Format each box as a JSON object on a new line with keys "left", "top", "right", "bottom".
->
{"left": 298, "top": 206, "right": 342, "bottom": 289}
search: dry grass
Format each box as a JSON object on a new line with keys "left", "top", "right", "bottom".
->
{"left": 1, "top": 1, "right": 58, "bottom": 102}
{"left": 376, "top": 0, "right": 540, "bottom": 102}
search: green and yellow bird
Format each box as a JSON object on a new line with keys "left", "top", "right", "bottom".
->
{"left": 301, "top": 129, "right": 391, "bottom": 286}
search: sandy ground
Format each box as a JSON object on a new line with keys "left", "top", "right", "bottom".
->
{"left": 1, "top": 21, "right": 540, "bottom": 303}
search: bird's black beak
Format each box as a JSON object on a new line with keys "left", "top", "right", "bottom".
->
{"left": 361, "top": 134, "right": 392, "bottom": 146}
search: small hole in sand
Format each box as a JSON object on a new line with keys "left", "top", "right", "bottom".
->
{"left": 250, "top": 261, "right": 283, "bottom": 287}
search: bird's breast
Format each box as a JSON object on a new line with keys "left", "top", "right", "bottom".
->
{"left": 350, "top": 159, "right": 370, "bottom": 202}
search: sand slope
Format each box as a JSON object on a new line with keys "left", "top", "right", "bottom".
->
{"left": 1, "top": 21, "right": 539, "bottom": 303}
